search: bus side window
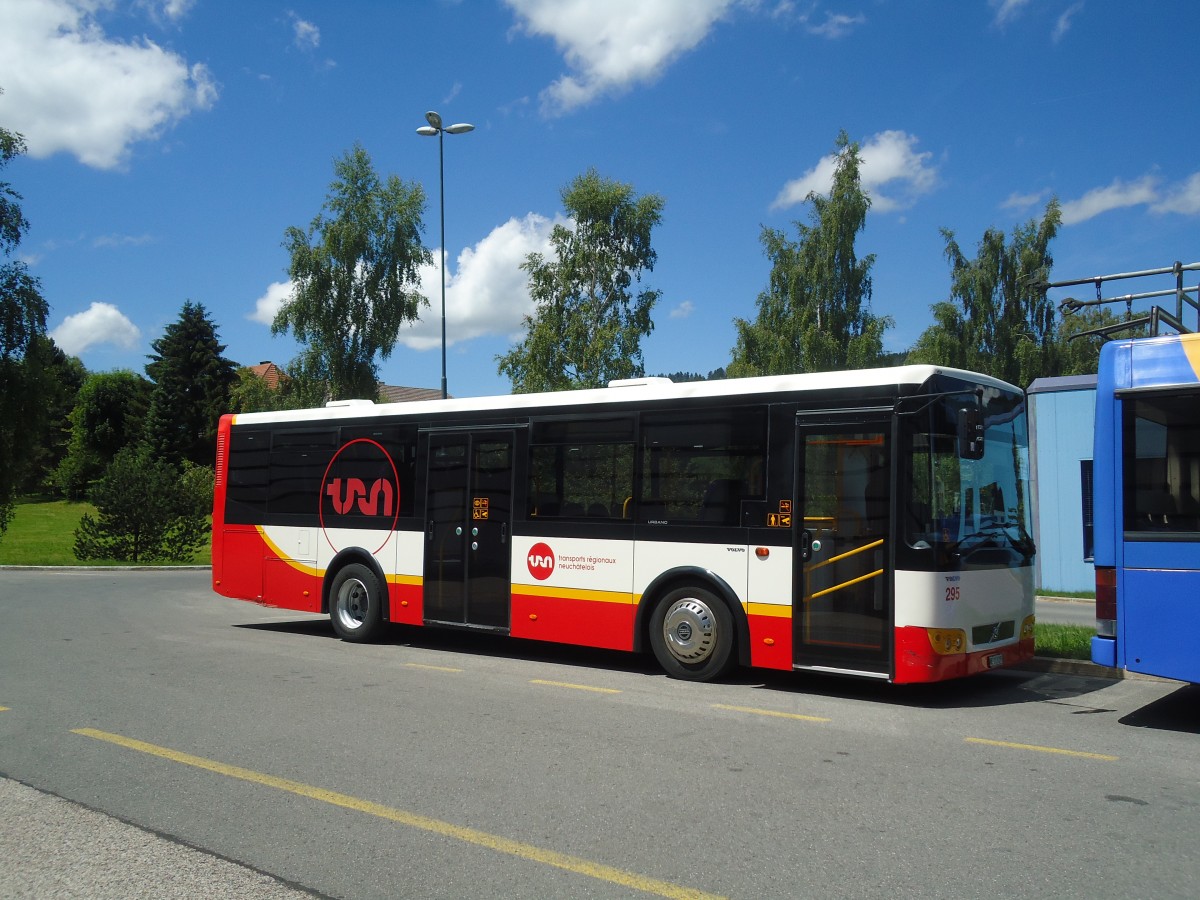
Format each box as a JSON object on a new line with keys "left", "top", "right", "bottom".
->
{"left": 640, "top": 407, "right": 767, "bottom": 526}
{"left": 1124, "top": 392, "right": 1200, "bottom": 534}
{"left": 527, "top": 417, "right": 635, "bottom": 522}
{"left": 225, "top": 429, "right": 270, "bottom": 523}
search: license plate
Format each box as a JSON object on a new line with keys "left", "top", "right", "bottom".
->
{"left": 987, "top": 653, "right": 1004, "bottom": 669}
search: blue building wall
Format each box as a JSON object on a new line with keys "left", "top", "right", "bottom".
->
{"left": 1028, "top": 376, "right": 1097, "bottom": 594}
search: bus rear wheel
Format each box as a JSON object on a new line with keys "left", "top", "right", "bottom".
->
{"left": 329, "top": 563, "right": 383, "bottom": 643}
{"left": 649, "top": 586, "right": 735, "bottom": 681}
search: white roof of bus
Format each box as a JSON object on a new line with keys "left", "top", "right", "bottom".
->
{"left": 230, "top": 364, "right": 1021, "bottom": 426}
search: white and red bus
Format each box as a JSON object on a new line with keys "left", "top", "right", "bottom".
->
{"left": 212, "top": 365, "right": 1035, "bottom": 683}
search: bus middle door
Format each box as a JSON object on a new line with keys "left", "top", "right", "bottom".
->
{"left": 423, "top": 430, "right": 516, "bottom": 630}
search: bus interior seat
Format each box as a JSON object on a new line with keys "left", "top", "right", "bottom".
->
{"left": 532, "top": 495, "right": 560, "bottom": 517}
{"left": 1137, "top": 489, "right": 1176, "bottom": 528}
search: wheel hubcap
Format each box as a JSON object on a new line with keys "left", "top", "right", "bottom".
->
{"left": 663, "top": 597, "right": 716, "bottom": 663}
{"left": 335, "top": 578, "right": 368, "bottom": 631}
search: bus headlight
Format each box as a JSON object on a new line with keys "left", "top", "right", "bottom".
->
{"left": 926, "top": 628, "right": 966, "bottom": 655}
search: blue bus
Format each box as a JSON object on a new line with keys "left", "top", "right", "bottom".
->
{"left": 1091, "top": 332, "right": 1200, "bottom": 682}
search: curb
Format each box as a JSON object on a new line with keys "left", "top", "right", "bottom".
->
{"left": 1019, "top": 656, "right": 1119, "bottom": 678}
{"left": 1017, "top": 656, "right": 1175, "bottom": 682}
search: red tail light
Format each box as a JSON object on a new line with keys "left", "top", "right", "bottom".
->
{"left": 1095, "top": 566, "right": 1117, "bottom": 621}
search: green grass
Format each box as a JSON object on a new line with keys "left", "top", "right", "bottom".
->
{"left": 0, "top": 499, "right": 210, "bottom": 566}
{"left": 1034, "top": 622, "right": 1096, "bottom": 660}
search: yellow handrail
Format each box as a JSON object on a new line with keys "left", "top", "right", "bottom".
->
{"left": 808, "top": 568, "right": 883, "bottom": 601}
{"left": 807, "top": 538, "right": 883, "bottom": 573}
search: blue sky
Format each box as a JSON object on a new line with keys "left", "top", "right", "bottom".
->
{"left": 2, "top": 0, "right": 1198, "bottom": 398}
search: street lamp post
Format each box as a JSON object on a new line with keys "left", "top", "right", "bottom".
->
{"left": 416, "top": 110, "right": 474, "bottom": 399}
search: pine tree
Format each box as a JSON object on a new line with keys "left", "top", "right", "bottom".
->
{"left": 73, "top": 446, "right": 211, "bottom": 563}
{"left": 143, "top": 300, "right": 238, "bottom": 465}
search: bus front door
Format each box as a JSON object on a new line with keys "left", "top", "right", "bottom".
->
{"left": 794, "top": 421, "right": 891, "bottom": 676}
{"left": 423, "top": 431, "right": 515, "bottom": 629}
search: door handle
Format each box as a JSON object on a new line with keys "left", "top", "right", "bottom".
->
{"left": 800, "top": 530, "right": 812, "bottom": 562}
{"left": 501, "top": 522, "right": 508, "bottom": 544}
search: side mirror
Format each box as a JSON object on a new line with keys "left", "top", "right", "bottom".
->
{"left": 957, "top": 405, "right": 984, "bottom": 459}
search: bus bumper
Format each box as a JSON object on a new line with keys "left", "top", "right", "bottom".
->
{"left": 1091, "top": 635, "right": 1117, "bottom": 668}
{"left": 894, "top": 627, "right": 1036, "bottom": 684}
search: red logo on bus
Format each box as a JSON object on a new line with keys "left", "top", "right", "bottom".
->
{"left": 527, "top": 542, "right": 555, "bottom": 580}
{"left": 319, "top": 439, "right": 401, "bottom": 555}
{"left": 325, "top": 478, "right": 394, "bottom": 516}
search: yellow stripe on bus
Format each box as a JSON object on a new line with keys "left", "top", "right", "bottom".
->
{"left": 72, "top": 729, "right": 723, "bottom": 900}
{"left": 253, "top": 527, "right": 422, "bottom": 586}
{"left": 254, "top": 527, "right": 323, "bottom": 577}
{"left": 745, "top": 602, "right": 791, "bottom": 619}
{"left": 513, "top": 584, "right": 636, "bottom": 605}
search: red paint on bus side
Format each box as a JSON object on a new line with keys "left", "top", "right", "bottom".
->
{"left": 510, "top": 592, "right": 635, "bottom": 652}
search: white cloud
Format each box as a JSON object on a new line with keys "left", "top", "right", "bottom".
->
{"left": 92, "top": 233, "right": 155, "bottom": 248}
{"left": 0, "top": 0, "right": 217, "bottom": 169}
{"left": 249, "top": 280, "right": 294, "bottom": 326}
{"left": 670, "top": 300, "right": 695, "bottom": 319}
{"left": 805, "top": 12, "right": 865, "bottom": 39}
{"left": 136, "top": 0, "right": 196, "bottom": 26}
{"left": 289, "top": 12, "right": 320, "bottom": 50}
{"left": 50, "top": 302, "right": 141, "bottom": 355}
{"left": 252, "top": 214, "right": 559, "bottom": 351}
{"left": 1001, "top": 190, "right": 1048, "bottom": 212}
{"left": 1053, "top": 2, "right": 1084, "bottom": 43}
{"left": 1152, "top": 172, "right": 1200, "bottom": 216}
{"left": 505, "top": 0, "right": 739, "bottom": 116}
{"left": 771, "top": 131, "right": 937, "bottom": 212}
{"left": 398, "top": 213, "right": 560, "bottom": 349}
{"left": 1060, "top": 175, "right": 1160, "bottom": 225}
{"left": 990, "top": 0, "right": 1030, "bottom": 28}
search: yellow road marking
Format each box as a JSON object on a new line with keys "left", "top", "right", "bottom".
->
{"left": 530, "top": 679, "right": 622, "bottom": 695}
{"left": 0, "top": 706, "right": 8, "bottom": 712}
{"left": 712, "top": 704, "right": 830, "bottom": 723}
{"left": 965, "top": 737, "right": 1118, "bottom": 761}
{"left": 403, "top": 663, "right": 464, "bottom": 673}
{"left": 72, "top": 728, "right": 721, "bottom": 900}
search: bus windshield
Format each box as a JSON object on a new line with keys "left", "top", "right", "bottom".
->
{"left": 904, "top": 383, "right": 1034, "bottom": 566}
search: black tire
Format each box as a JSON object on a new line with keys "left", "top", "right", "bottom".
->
{"left": 328, "top": 563, "right": 384, "bottom": 642}
{"left": 648, "top": 585, "right": 736, "bottom": 681}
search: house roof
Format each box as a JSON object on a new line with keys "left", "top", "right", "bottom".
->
{"left": 244, "top": 362, "right": 447, "bottom": 403}
{"left": 247, "top": 361, "right": 284, "bottom": 389}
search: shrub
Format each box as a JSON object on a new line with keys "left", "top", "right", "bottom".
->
{"left": 73, "top": 446, "right": 211, "bottom": 563}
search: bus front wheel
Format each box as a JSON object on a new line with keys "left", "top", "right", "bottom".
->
{"left": 649, "top": 586, "right": 736, "bottom": 681}
{"left": 329, "top": 563, "right": 384, "bottom": 643}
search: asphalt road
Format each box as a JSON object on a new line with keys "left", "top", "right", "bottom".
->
{"left": 1, "top": 570, "right": 1196, "bottom": 899}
